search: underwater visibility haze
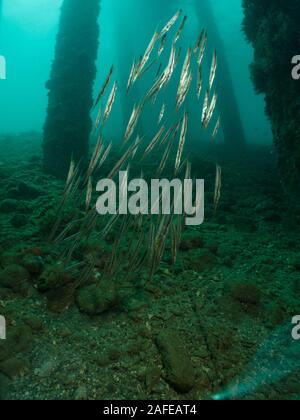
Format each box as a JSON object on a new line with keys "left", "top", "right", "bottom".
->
{"left": 0, "top": 0, "right": 299, "bottom": 401}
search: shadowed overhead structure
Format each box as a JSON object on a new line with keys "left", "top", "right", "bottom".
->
{"left": 43, "top": 0, "right": 101, "bottom": 179}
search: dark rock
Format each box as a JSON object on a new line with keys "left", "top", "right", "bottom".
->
{"left": 23, "top": 316, "right": 44, "bottom": 332}
{"left": 0, "top": 199, "right": 19, "bottom": 213}
{"left": 22, "top": 255, "right": 44, "bottom": 276}
{"left": 186, "top": 250, "right": 218, "bottom": 272}
{"left": 9, "top": 181, "right": 42, "bottom": 200}
{"left": 145, "top": 367, "right": 161, "bottom": 392}
{"left": 180, "top": 237, "right": 204, "bottom": 252}
{"left": 233, "top": 216, "right": 257, "bottom": 233}
{"left": 10, "top": 214, "right": 28, "bottom": 228}
{"left": 0, "top": 252, "right": 19, "bottom": 268}
{"left": 38, "top": 265, "right": 74, "bottom": 293}
{"left": 46, "top": 284, "right": 75, "bottom": 314}
{"left": 231, "top": 281, "right": 261, "bottom": 305}
{"left": 107, "top": 348, "right": 121, "bottom": 362}
{"left": 0, "top": 265, "right": 30, "bottom": 295}
{"left": 205, "top": 241, "right": 219, "bottom": 255}
{"left": 155, "top": 331, "right": 195, "bottom": 393}
{"left": 76, "top": 281, "right": 119, "bottom": 316}
{"left": 93, "top": 354, "right": 110, "bottom": 368}
{"left": 0, "top": 373, "right": 10, "bottom": 400}
{"left": 264, "top": 211, "right": 282, "bottom": 223}
{"left": 0, "top": 358, "right": 29, "bottom": 380}
{"left": 0, "top": 324, "right": 33, "bottom": 362}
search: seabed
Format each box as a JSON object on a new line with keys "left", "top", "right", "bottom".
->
{"left": 0, "top": 134, "right": 299, "bottom": 400}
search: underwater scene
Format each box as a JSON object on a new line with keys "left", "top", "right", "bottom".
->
{"left": 0, "top": 0, "right": 300, "bottom": 402}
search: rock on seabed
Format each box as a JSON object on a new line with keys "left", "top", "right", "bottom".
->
{"left": 155, "top": 330, "right": 195, "bottom": 393}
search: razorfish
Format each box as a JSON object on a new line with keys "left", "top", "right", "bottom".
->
{"left": 173, "top": 15, "right": 187, "bottom": 44}
{"left": 209, "top": 50, "right": 218, "bottom": 90}
{"left": 124, "top": 102, "right": 144, "bottom": 143}
{"left": 102, "top": 82, "right": 117, "bottom": 125}
{"left": 212, "top": 116, "right": 221, "bottom": 142}
{"left": 214, "top": 164, "right": 222, "bottom": 212}
{"left": 175, "top": 112, "right": 188, "bottom": 173}
{"left": 158, "top": 103, "right": 166, "bottom": 124}
{"left": 159, "top": 10, "right": 182, "bottom": 39}
{"left": 142, "top": 125, "right": 165, "bottom": 160}
{"left": 197, "top": 31, "right": 208, "bottom": 66}
{"left": 93, "top": 65, "right": 113, "bottom": 110}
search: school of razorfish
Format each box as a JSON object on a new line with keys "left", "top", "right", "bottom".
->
{"left": 50, "top": 9, "right": 222, "bottom": 283}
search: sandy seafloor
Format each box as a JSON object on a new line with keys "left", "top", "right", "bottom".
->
{"left": 0, "top": 133, "right": 300, "bottom": 401}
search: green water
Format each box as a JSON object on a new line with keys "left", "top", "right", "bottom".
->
{"left": 0, "top": 0, "right": 299, "bottom": 402}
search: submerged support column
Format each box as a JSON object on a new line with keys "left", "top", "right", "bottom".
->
{"left": 242, "top": 0, "right": 300, "bottom": 195}
{"left": 43, "top": 0, "right": 101, "bottom": 178}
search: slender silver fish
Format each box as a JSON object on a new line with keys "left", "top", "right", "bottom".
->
{"left": 171, "top": 223, "right": 178, "bottom": 264}
{"left": 181, "top": 48, "right": 192, "bottom": 82}
{"left": 146, "top": 45, "right": 176, "bottom": 101}
{"left": 176, "top": 48, "right": 192, "bottom": 110}
{"left": 94, "top": 105, "right": 102, "bottom": 130}
{"left": 155, "top": 62, "right": 162, "bottom": 79}
{"left": 103, "top": 82, "right": 117, "bottom": 125}
{"left": 97, "top": 142, "right": 112, "bottom": 171}
{"left": 176, "top": 70, "right": 192, "bottom": 111}
{"left": 212, "top": 116, "right": 221, "bottom": 142}
{"left": 86, "top": 177, "right": 93, "bottom": 210}
{"left": 132, "top": 135, "right": 141, "bottom": 159}
{"left": 108, "top": 140, "right": 141, "bottom": 179}
{"left": 175, "top": 47, "right": 182, "bottom": 66}
{"left": 159, "top": 10, "right": 182, "bottom": 39}
{"left": 214, "top": 164, "right": 222, "bottom": 212}
{"left": 127, "top": 59, "right": 138, "bottom": 93}
{"left": 93, "top": 65, "right": 113, "bottom": 110}
{"left": 124, "top": 102, "right": 144, "bottom": 143}
{"left": 203, "top": 91, "right": 218, "bottom": 128}
{"left": 197, "top": 64, "right": 202, "bottom": 99}
{"left": 201, "top": 90, "right": 210, "bottom": 127}
{"left": 173, "top": 15, "right": 187, "bottom": 44}
{"left": 157, "top": 121, "right": 180, "bottom": 175}
{"left": 163, "top": 44, "right": 177, "bottom": 86}
{"left": 98, "top": 213, "right": 120, "bottom": 241}
{"left": 87, "top": 135, "right": 103, "bottom": 179}
{"left": 197, "top": 31, "right": 208, "bottom": 65}
{"left": 159, "top": 124, "right": 175, "bottom": 148}
{"left": 142, "top": 125, "right": 165, "bottom": 160}
{"left": 66, "top": 158, "right": 75, "bottom": 187}
{"left": 156, "top": 137, "right": 174, "bottom": 176}
{"left": 138, "top": 31, "right": 159, "bottom": 76}
{"left": 209, "top": 50, "right": 218, "bottom": 90}
{"left": 158, "top": 103, "right": 166, "bottom": 124}
{"left": 158, "top": 34, "right": 167, "bottom": 58}
{"left": 194, "top": 29, "right": 205, "bottom": 53}
{"left": 175, "top": 112, "right": 188, "bottom": 173}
